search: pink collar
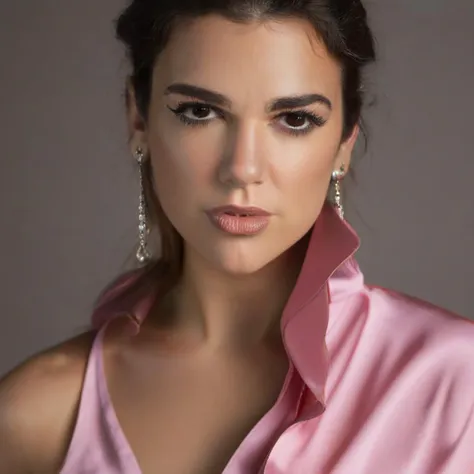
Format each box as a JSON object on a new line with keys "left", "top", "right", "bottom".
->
{"left": 281, "top": 202, "right": 360, "bottom": 413}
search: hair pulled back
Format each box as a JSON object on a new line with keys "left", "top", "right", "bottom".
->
{"left": 113, "top": 0, "right": 376, "bottom": 292}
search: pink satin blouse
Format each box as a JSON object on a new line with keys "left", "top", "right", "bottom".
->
{"left": 61, "top": 204, "right": 474, "bottom": 473}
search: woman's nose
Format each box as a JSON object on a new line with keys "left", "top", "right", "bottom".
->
{"left": 217, "top": 122, "right": 265, "bottom": 188}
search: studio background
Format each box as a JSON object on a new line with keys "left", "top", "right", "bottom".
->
{"left": 1, "top": 0, "right": 473, "bottom": 376}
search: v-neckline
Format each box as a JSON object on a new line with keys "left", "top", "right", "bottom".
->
{"left": 97, "top": 322, "right": 302, "bottom": 473}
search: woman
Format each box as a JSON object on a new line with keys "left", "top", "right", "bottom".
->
{"left": 1, "top": 0, "right": 473, "bottom": 473}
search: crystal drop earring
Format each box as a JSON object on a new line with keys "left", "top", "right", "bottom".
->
{"left": 135, "top": 147, "right": 152, "bottom": 264}
{"left": 331, "top": 164, "right": 346, "bottom": 219}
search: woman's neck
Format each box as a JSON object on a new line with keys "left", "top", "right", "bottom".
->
{"left": 163, "top": 239, "right": 307, "bottom": 351}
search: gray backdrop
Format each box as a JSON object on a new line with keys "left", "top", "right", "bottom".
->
{"left": 1, "top": 0, "right": 473, "bottom": 376}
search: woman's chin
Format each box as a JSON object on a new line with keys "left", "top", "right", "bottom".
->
{"left": 211, "top": 254, "right": 271, "bottom": 277}
{"left": 202, "top": 244, "right": 277, "bottom": 277}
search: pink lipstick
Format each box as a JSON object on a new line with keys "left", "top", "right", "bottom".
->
{"left": 206, "top": 205, "right": 271, "bottom": 235}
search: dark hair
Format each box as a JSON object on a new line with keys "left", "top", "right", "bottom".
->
{"left": 113, "top": 0, "right": 376, "bottom": 295}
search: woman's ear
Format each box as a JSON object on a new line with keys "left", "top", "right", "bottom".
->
{"left": 334, "top": 123, "right": 360, "bottom": 172}
{"left": 126, "top": 78, "right": 148, "bottom": 153}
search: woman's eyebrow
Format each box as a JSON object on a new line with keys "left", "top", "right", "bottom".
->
{"left": 164, "top": 82, "right": 332, "bottom": 111}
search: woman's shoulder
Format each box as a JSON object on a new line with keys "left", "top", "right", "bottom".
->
{"left": 366, "top": 284, "right": 473, "bottom": 334}
{"left": 0, "top": 331, "right": 95, "bottom": 473}
{"left": 365, "top": 285, "right": 474, "bottom": 380}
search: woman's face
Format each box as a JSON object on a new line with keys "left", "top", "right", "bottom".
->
{"left": 129, "top": 16, "right": 358, "bottom": 275}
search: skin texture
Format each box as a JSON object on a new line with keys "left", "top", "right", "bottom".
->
{"left": 130, "top": 15, "right": 358, "bottom": 347}
{"left": 0, "top": 16, "right": 359, "bottom": 474}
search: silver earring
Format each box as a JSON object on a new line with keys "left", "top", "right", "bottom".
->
{"left": 331, "top": 164, "right": 345, "bottom": 219}
{"left": 135, "top": 147, "right": 152, "bottom": 264}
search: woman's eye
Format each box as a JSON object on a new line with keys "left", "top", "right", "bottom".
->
{"left": 277, "top": 111, "right": 326, "bottom": 136}
{"left": 282, "top": 113, "right": 310, "bottom": 129}
{"left": 184, "top": 105, "right": 217, "bottom": 120}
{"left": 168, "top": 103, "right": 325, "bottom": 135}
{"left": 168, "top": 102, "right": 221, "bottom": 126}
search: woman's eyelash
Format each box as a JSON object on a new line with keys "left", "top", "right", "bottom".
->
{"left": 167, "top": 101, "right": 224, "bottom": 126}
{"left": 167, "top": 101, "right": 327, "bottom": 135}
{"left": 278, "top": 109, "right": 327, "bottom": 133}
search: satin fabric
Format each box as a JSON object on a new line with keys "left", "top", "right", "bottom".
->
{"left": 61, "top": 203, "right": 474, "bottom": 473}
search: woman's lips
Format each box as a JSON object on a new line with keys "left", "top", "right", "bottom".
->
{"left": 206, "top": 206, "right": 271, "bottom": 235}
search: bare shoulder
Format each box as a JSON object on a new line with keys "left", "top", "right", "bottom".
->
{"left": 0, "top": 331, "right": 95, "bottom": 474}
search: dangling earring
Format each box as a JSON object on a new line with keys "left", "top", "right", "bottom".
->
{"left": 135, "top": 147, "right": 152, "bottom": 264}
{"left": 331, "top": 164, "right": 346, "bottom": 219}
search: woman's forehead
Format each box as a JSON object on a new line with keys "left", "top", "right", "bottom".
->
{"left": 153, "top": 15, "right": 342, "bottom": 103}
